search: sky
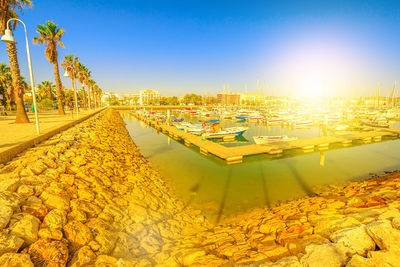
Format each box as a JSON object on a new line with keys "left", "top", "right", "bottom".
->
{"left": 1, "top": 0, "right": 400, "bottom": 97}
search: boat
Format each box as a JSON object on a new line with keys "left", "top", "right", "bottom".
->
{"left": 253, "top": 135, "right": 298, "bottom": 144}
{"left": 203, "top": 126, "right": 249, "bottom": 139}
{"left": 292, "top": 120, "right": 313, "bottom": 128}
{"left": 171, "top": 118, "right": 184, "bottom": 123}
{"left": 360, "top": 119, "right": 390, "bottom": 128}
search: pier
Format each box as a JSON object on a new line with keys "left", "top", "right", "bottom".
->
{"left": 131, "top": 112, "right": 400, "bottom": 164}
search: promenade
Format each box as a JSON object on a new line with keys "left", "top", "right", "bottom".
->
{"left": 0, "top": 109, "right": 102, "bottom": 164}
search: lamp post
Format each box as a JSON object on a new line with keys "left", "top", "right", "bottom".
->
{"left": 1, "top": 18, "right": 40, "bottom": 134}
{"left": 63, "top": 70, "right": 79, "bottom": 118}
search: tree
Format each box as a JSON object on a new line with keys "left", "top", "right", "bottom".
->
{"left": 183, "top": 94, "right": 202, "bottom": 105}
{"left": 0, "top": 63, "right": 12, "bottom": 107}
{"left": 33, "top": 20, "right": 66, "bottom": 115}
{"left": 77, "top": 63, "right": 89, "bottom": 109}
{"left": 37, "top": 80, "right": 55, "bottom": 101}
{"left": 0, "top": 0, "right": 32, "bottom": 123}
{"left": 61, "top": 55, "right": 79, "bottom": 112}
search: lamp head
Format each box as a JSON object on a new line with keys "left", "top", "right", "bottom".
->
{"left": 1, "top": 29, "right": 17, "bottom": 44}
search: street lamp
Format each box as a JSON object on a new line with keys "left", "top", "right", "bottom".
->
{"left": 1, "top": 19, "right": 40, "bottom": 134}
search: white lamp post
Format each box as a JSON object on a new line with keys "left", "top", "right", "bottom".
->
{"left": 63, "top": 69, "right": 79, "bottom": 118}
{"left": 1, "top": 19, "right": 40, "bottom": 134}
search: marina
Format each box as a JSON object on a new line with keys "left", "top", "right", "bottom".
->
{"left": 129, "top": 109, "right": 400, "bottom": 164}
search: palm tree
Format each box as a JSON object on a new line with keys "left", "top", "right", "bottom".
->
{"left": 60, "top": 55, "right": 79, "bottom": 113}
{"left": 0, "top": 62, "right": 13, "bottom": 107}
{"left": 77, "top": 63, "right": 89, "bottom": 109}
{"left": 37, "top": 81, "right": 55, "bottom": 101}
{"left": 33, "top": 20, "right": 65, "bottom": 115}
{"left": 88, "top": 78, "right": 95, "bottom": 109}
{"left": 1, "top": 0, "right": 32, "bottom": 123}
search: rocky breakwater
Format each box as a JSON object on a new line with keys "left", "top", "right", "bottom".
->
{"left": 0, "top": 109, "right": 211, "bottom": 266}
{"left": 175, "top": 172, "right": 400, "bottom": 266}
{"left": 1, "top": 108, "right": 400, "bottom": 266}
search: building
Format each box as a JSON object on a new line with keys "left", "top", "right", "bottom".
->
{"left": 240, "top": 93, "right": 266, "bottom": 105}
{"left": 217, "top": 93, "right": 241, "bottom": 105}
{"left": 139, "top": 90, "right": 161, "bottom": 105}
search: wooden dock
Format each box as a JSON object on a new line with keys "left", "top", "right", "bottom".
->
{"left": 132, "top": 113, "right": 400, "bottom": 164}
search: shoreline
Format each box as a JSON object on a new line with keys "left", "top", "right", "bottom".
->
{"left": 0, "top": 109, "right": 399, "bottom": 266}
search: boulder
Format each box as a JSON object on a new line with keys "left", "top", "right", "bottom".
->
{"left": 28, "top": 239, "right": 68, "bottom": 266}
{"left": 0, "top": 178, "right": 20, "bottom": 192}
{"left": 16, "top": 185, "right": 34, "bottom": 199}
{"left": 40, "top": 190, "right": 70, "bottom": 211}
{"left": 0, "top": 230, "right": 24, "bottom": 255}
{"left": 314, "top": 217, "right": 361, "bottom": 238}
{"left": 0, "top": 191, "right": 20, "bottom": 210}
{"left": 38, "top": 227, "right": 63, "bottom": 240}
{"left": 0, "top": 252, "right": 34, "bottom": 266}
{"left": 9, "top": 214, "right": 40, "bottom": 245}
{"left": 21, "top": 199, "right": 48, "bottom": 220}
{"left": 300, "top": 243, "right": 351, "bottom": 267}
{"left": 366, "top": 220, "right": 400, "bottom": 251}
{"left": 64, "top": 221, "right": 93, "bottom": 249}
{"left": 68, "top": 246, "right": 96, "bottom": 267}
{"left": 0, "top": 205, "right": 13, "bottom": 229}
{"left": 43, "top": 209, "right": 67, "bottom": 229}
{"left": 262, "top": 256, "right": 301, "bottom": 267}
{"left": 330, "top": 225, "right": 375, "bottom": 256}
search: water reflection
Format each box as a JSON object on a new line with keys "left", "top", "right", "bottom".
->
{"left": 122, "top": 113, "right": 400, "bottom": 221}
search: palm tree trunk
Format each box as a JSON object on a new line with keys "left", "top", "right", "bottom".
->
{"left": 53, "top": 59, "right": 65, "bottom": 115}
{"left": 72, "top": 77, "right": 78, "bottom": 113}
{"left": 6, "top": 43, "right": 29, "bottom": 123}
{"left": 81, "top": 86, "right": 87, "bottom": 109}
{"left": 87, "top": 85, "right": 92, "bottom": 109}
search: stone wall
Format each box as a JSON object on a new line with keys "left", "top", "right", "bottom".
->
{"left": 0, "top": 108, "right": 400, "bottom": 266}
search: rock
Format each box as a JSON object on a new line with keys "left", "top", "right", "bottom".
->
{"left": 182, "top": 250, "right": 206, "bottom": 265}
{"left": 16, "top": 185, "right": 34, "bottom": 199}
{"left": 367, "top": 250, "right": 400, "bottom": 266}
{"left": 330, "top": 225, "right": 375, "bottom": 256}
{"left": 392, "top": 217, "right": 400, "bottom": 230}
{"left": 38, "top": 227, "right": 63, "bottom": 240}
{"left": 29, "top": 160, "right": 47, "bottom": 175}
{"left": 67, "top": 209, "right": 87, "bottom": 222}
{"left": 68, "top": 246, "right": 96, "bottom": 267}
{"left": 300, "top": 243, "right": 351, "bottom": 267}
{"left": 0, "top": 178, "right": 20, "bottom": 192}
{"left": 21, "top": 198, "right": 48, "bottom": 220}
{"left": 378, "top": 208, "right": 400, "bottom": 221}
{"left": 0, "top": 205, "right": 13, "bottom": 229}
{"left": 0, "top": 252, "right": 34, "bottom": 266}
{"left": 0, "top": 191, "right": 20, "bottom": 210}
{"left": 40, "top": 190, "right": 70, "bottom": 211}
{"left": 28, "top": 239, "right": 68, "bottom": 266}
{"left": 64, "top": 221, "right": 93, "bottom": 249}
{"left": 9, "top": 214, "right": 40, "bottom": 245}
{"left": 345, "top": 254, "right": 375, "bottom": 267}
{"left": 286, "top": 234, "right": 329, "bottom": 255}
{"left": 314, "top": 217, "right": 361, "bottom": 238}
{"left": 264, "top": 256, "right": 301, "bottom": 267}
{"left": 43, "top": 209, "right": 67, "bottom": 229}
{"left": 0, "top": 230, "right": 24, "bottom": 254}
{"left": 95, "top": 230, "right": 118, "bottom": 254}
{"left": 366, "top": 220, "right": 400, "bottom": 251}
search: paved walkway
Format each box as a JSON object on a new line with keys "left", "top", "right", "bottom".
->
{"left": 0, "top": 109, "right": 100, "bottom": 153}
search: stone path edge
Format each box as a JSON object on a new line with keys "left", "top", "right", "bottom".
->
{"left": 0, "top": 108, "right": 106, "bottom": 164}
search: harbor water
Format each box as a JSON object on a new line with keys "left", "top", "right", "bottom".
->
{"left": 122, "top": 113, "right": 400, "bottom": 223}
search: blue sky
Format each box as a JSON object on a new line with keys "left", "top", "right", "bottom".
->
{"left": 1, "top": 0, "right": 400, "bottom": 96}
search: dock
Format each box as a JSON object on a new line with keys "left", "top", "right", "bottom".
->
{"left": 131, "top": 112, "right": 400, "bottom": 164}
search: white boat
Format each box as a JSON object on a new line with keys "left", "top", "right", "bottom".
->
{"left": 203, "top": 126, "right": 249, "bottom": 139}
{"left": 253, "top": 135, "right": 298, "bottom": 144}
{"left": 292, "top": 120, "right": 313, "bottom": 128}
